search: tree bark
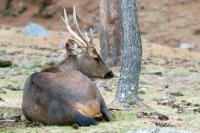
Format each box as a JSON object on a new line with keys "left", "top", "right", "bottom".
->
{"left": 115, "top": 0, "right": 142, "bottom": 104}
{"left": 105, "top": 1, "right": 169, "bottom": 119}
{"left": 4, "top": 0, "right": 13, "bottom": 11}
{"left": 99, "top": 0, "right": 122, "bottom": 67}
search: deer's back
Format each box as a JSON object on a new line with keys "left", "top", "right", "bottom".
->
{"left": 22, "top": 70, "right": 102, "bottom": 125}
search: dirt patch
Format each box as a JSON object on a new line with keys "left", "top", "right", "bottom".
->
{"left": 0, "top": 0, "right": 200, "bottom": 51}
{"left": 1, "top": 27, "right": 200, "bottom": 132}
{"left": 0, "top": 2, "right": 200, "bottom": 131}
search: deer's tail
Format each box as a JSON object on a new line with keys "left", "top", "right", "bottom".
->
{"left": 73, "top": 111, "right": 97, "bottom": 126}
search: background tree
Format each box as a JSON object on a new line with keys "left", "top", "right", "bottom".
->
{"left": 99, "top": 0, "right": 122, "bottom": 67}
{"left": 100, "top": 0, "right": 143, "bottom": 106}
{"left": 115, "top": 0, "right": 143, "bottom": 105}
{"left": 105, "top": 1, "right": 169, "bottom": 120}
{"left": 3, "top": 0, "right": 27, "bottom": 14}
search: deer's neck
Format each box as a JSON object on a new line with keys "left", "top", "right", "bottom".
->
{"left": 41, "top": 56, "right": 80, "bottom": 73}
{"left": 58, "top": 56, "right": 79, "bottom": 72}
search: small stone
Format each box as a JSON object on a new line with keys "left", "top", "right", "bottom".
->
{"left": 57, "top": 44, "right": 65, "bottom": 49}
{"left": 0, "top": 97, "right": 5, "bottom": 101}
{"left": 3, "top": 113, "right": 9, "bottom": 119}
{"left": 139, "top": 88, "right": 147, "bottom": 94}
{"left": 162, "top": 84, "right": 169, "bottom": 88}
{"left": 194, "top": 29, "right": 200, "bottom": 35}
{"left": 148, "top": 71, "right": 163, "bottom": 76}
{"left": 183, "top": 108, "right": 194, "bottom": 114}
{"left": 134, "top": 127, "right": 195, "bottom": 133}
{"left": 180, "top": 0, "right": 185, "bottom": 4}
{"left": 24, "top": 22, "right": 51, "bottom": 37}
{"left": 15, "top": 29, "right": 21, "bottom": 34}
{"left": 21, "top": 115, "right": 26, "bottom": 122}
{"left": 72, "top": 123, "right": 79, "bottom": 129}
{"left": 180, "top": 43, "right": 196, "bottom": 51}
{"left": 0, "top": 89, "right": 6, "bottom": 94}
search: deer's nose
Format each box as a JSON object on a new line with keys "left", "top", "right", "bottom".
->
{"left": 104, "top": 71, "right": 114, "bottom": 79}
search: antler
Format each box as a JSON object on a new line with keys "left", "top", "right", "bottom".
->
{"left": 73, "top": 6, "right": 94, "bottom": 47}
{"left": 61, "top": 6, "right": 94, "bottom": 47}
{"left": 89, "top": 28, "right": 93, "bottom": 45}
{"left": 61, "top": 8, "right": 87, "bottom": 46}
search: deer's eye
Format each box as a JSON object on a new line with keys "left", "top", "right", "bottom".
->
{"left": 94, "top": 57, "right": 99, "bottom": 62}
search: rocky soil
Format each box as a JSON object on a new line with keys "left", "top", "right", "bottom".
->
{"left": 0, "top": 0, "right": 200, "bottom": 51}
{"left": 0, "top": 26, "right": 200, "bottom": 132}
{"left": 0, "top": 0, "right": 200, "bottom": 132}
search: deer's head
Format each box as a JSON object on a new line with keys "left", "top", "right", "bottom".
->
{"left": 61, "top": 6, "right": 114, "bottom": 79}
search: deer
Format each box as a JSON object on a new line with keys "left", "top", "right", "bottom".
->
{"left": 22, "top": 6, "right": 114, "bottom": 126}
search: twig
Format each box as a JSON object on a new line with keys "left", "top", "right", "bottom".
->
{"left": 0, "top": 119, "right": 15, "bottom": 122}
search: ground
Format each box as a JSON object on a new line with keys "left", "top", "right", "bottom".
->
{"left": 0, "top": 0, "right": 200, "bottom": 50}
{"left": 0, "top": 0, "right": 200, "bottom": 133}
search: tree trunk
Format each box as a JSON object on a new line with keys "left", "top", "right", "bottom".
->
{"left": 4, "top": 0, "right": 13, "bottom": 11}
{"left": 116, "top": 0, "right": 142, "bottom": 104}
{"left": 99, "top": 0, "right": 121, "bottom": 67}
{"left": 106, "top": 0, "right": 168, "bottom": 119}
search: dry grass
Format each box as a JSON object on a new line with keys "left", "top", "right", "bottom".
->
{"left": 0, "top": 27, "right": 200, "bottom": 133}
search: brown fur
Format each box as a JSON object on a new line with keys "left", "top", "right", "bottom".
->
{"left": 41, "top": 43, "right": 113, "bottom": 79}
{"left": 22, "top": 39, "right": 114, "bottom": 126}
{"left": 22, "top": 71, "right": 113, "bottom": 125}
{"left": 75, "top": 103, "right": 100, "bottom": 118}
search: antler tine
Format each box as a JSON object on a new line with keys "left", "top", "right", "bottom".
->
{"left": 61, "top": 8, "right": 87, "bottom": 46}
{"left": 89, "top": 28, "right": 93, "bottom": 46}
{"left": 73, "top": 6, "right": 90, "bottom": 47}
{"left": 85, "top": 31, "right": 90, "bottom": 42}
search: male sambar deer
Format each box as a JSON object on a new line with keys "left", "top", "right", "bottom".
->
{"left": 22, "top": 6, "right": 114, "bottom": 126}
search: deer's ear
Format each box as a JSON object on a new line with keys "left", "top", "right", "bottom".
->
{"left": 66, "top": 39, "right": 82, "bottom": 55}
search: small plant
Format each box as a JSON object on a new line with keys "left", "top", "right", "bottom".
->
{"left": 114, "top": 111, "right": 137, "bottom": 121}
{"left": 46, "top": 25, "right": 52, "bottom": 30}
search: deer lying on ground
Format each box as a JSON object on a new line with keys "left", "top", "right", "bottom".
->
{"left": 22, "top": 6, "right": 114, "bottom": 126}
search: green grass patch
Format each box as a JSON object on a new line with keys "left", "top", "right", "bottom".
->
{"left": 141, "top": 65, "right": 165, "bottom": 74}
{"left": 0, "top": 78, "right": 24, "bottom": 87}
{"left": 0, "top": 89, "right": 23, "bottom": 107}
{"left": 114, "top": 111, "right": 137, "bottom": 121}
{"left": 9, "top": 65, "right": 39, "bottom": 72}
{"left": 171, "top": 67, "right": 190, "bottom": 75}
{"left": 0, "top": 129, "right": 14, "bottom": 133}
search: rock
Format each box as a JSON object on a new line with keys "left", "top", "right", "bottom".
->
{"left": 0, "top": 88, "right": 6, "bottom": 94}
{"left": 0, "top": 59, "right": 12, "bottom": 67}
{"left": 15, "top": 29, "right": 21, "bottom": 34}
{"left": 0, "top": 97, "right": 5, "bottom": 101}
{"left": 24, "top": 23, "right": 51, "bottom": 37}
{"left": 194, "top": 29, "right": 200, "bottom": 35}
{"left": 164, "top": 0, "right": 169, "bottom": 5}
{"left": 162, "top": 84, "right": 169, "bottom": 88}
{"left": 129, "top": 127, "right": 195, "bottom": 133}
{"left": 138, "top": 87, "right": 147, "bottom": 94}
{"left": 183, "top": 108, "right": 195, "bottom": 114}
{"left": 57, "top": 44, "right": 65, "bottom": 49}
{"left": 180, "top": 0, "right": 185, "bottom": 4}
{"left": 19, "top": 6, "right": 28, "bottom": 14}
{"left": 180, "top": 43, "right": 196, "bottom": 51}
{"left": 147, "top": 70, "right": 163, "bottom": 76}
{"left": 3, "top": 113, "right": 8, "bottom": 119}
{"left": 142, "top": 38, "right": 151, "bottom": 43}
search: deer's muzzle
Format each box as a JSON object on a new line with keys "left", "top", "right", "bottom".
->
{"left": 103, "top": 71, "right": 114, "bottom": 79}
